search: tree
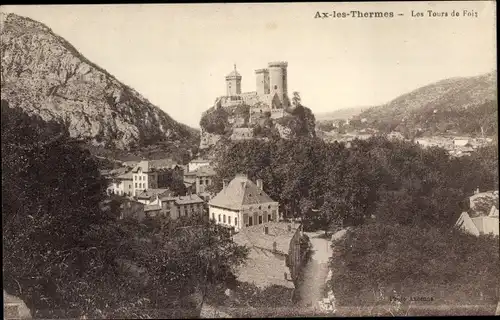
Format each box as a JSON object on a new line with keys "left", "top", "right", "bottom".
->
{"left": 292, "top": 91, "right": 301, "bottom": 107}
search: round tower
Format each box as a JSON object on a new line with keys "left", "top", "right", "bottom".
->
{"left": 268, "top": 61, "right": 288, "bottom": 105}
{"left": 225, "top": 64, "right": 242, "bottom": 96}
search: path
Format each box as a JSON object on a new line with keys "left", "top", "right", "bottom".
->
{"left": 297, "top": 231, "right": 333, "bottom": 307}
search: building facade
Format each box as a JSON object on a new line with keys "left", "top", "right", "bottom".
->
{"left": 208, "top": 174, "right": 279, "bottom": 232}
{"left": 131, "top": 161, "right": 159, "bottom": 196}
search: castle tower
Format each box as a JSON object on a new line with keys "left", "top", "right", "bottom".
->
{"left": 268, "top": 61, "right": 288, "bottom": 106}
{"left": 255, "top": 68, "right": 270, "bottom": 95}
{"left": 225, "top": 64, "right": 242, "bottom": 96}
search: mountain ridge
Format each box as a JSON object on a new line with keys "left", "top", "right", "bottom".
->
{"left": 351, "top": 71, "right": 497, "bottom": 136}
{"left": 1, "top": 12, "right": 198, "bottom": 150}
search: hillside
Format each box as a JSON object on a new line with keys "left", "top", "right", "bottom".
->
{"left": 315, "top": 106, "right": 366, "bottom": 121}
{"left": 0, "top": 12, "right": 198, "bottom": 150}
{"left": 356, "top": 71, "right": 497, "bottom": 136}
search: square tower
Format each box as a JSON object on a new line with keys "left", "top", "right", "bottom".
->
{"left": 255, "top": 68, "right": 270, "bottom": 95}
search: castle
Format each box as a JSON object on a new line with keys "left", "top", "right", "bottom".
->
{"left": 214, "top": 62, "right": 292, "bottom": 121}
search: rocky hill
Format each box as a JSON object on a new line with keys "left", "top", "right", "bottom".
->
{"left": 198, "top": 102, "right": 316, "bottom": 153}
{"left": 0, "top": 12, "right": 198, "bottom": 150}
{"left": 355, "top": 71, "right": 497, "bottom": 136}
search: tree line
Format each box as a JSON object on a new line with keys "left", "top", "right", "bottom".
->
{"left": 210, "top": 135, "right": 498, "bottom": 231}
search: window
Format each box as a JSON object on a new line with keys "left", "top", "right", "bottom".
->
{"left": 223, "top": 215, "right": 226, "bottom": 223}
{"left": 206, "top": 179, "right": 209, "bottom": 185}
{"left": 274, "top": 85, "right": 278, "bottom": 89}
{"left": 248, "top": 216, "right": 253, "bottom": 226}
{"left": 235, "top": 217, "right": 238, "bottom": 226}
{"left": 135, "top": 183, "right": 137, "bottom": 188}
{"left": 212, "top": 212, "right": 215, "bottom": 220}
{"left": 228, "top": 216, "right": 232, "bottom": 225}
{"left": 134, "top": 176, "right": 136, "bottom": 181}
{"left": 199, "top": 179, "right": 204, "bottom": 185}
{"left": 259, "top": 215, "right": 263, "bottom": 224}
{"left": 218, "top": 214, "right": 221, "bottom": 222}
{"left": 268, "top": 214, "right": 271, "bottom": 222}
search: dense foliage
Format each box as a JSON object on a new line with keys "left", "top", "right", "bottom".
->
{"left": 199, "top": 106, "right": 230, "bottom": 135}
{"left": 2, "top": 101, "right": 247, "bottom": 318}
{"left": 329, "top": 223, "right": 499, "bottom": 308}
{"left": 211, "top": 135, "right": 498, "bottom": 232}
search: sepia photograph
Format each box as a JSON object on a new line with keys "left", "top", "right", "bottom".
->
{"left": 1, "top": 2, "right": 498, "bottom": 318}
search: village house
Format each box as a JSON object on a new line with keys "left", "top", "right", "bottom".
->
{"left": 455, "top": 189, "right": 499, "bottom": 236}
{"left": 183, "top": 165, "right": 216, "bottom": 200}
{"left": 188, "top": 158, "right": 212, "bottom": 173}
{"left": 208, "top": 174, "right": 279, "bottom": 232}
{"left": 136, "top": 188, "right": 174, "bottom": 205}
{"left": 107, "top": 172, "right": 134, "bottom": 197}
{"left": 131, "top": 161, "right": 159, "bottom": 196}
{"left": 157, "top": 194, "right": 205, "bottom": 220}
{"left": 232, "top": 221, "right": 307, "bottom": 294}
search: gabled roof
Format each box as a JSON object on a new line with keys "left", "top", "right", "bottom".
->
{"left": 209, "top": 174, "right": 276, "bottom": 211}
{"left": 136, "top": 188, "right": 172, "bottom": 200}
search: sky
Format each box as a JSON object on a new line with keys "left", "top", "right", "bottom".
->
{"left": 2, "top": 2, "right": 497, "bottom": 128}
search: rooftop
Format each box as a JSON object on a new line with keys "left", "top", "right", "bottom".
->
{"left": 144, "top": 204, "right": 161, "bottom": 212}
{"left": 226, "top": 64, "right": 242, "bottom": 79}
{"left": 209, "top": 174, "right": 276, "bottom": 211}
{"left": 136, "top": 188, "right": 173, "bottom": 200}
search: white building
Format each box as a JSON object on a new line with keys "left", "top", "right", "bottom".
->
{"left": 188, "top": 159, "right": 212, "bottom": 173}
{"left": 208, "top": 174, "right": 279, "bottom": 232}
{"left": 131, "top": 161, "right": 159, "bottom": 196}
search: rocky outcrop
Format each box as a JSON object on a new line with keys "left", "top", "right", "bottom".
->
{"left": 199, "top": 104, "right": 316, "bottom": 150}
{"left": 0, "top": 13, "right": 197, "bottom": 150}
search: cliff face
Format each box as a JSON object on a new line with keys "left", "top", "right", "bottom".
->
{"left": 0, "top": 13, "right": 197, "bottom": 150}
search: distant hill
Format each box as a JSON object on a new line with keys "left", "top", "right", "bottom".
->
{"left": 315, "top": 106, "right": 366, "bottom": 121}
{"left": 0, "top": 12, "right": 199, "bottom": 150}
{"left": 356, "top": 71, "right": 497, "bottom": 136}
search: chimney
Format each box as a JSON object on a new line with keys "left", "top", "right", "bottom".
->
{"left": 256, "top": 179, "right": 263, "bottom": 190}
{"left": 272, "top": 241, "right": 277, "bottom": 253}
{"left": 223, "top": 179, "right": 229, "bottom": 189}
{"left": 264, "top": 226, "right": 269, "bottom": 234}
